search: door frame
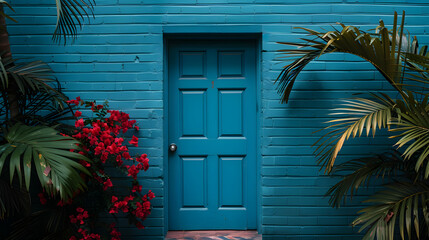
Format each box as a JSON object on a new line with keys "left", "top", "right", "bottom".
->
{"left": 163, "top": 31, "right": 262, "bottom": 235}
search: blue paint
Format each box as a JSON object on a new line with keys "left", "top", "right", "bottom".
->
{"left": 168, "top": 39, "right": 257, "bottom": 230}
{"left": 6, "top": 0, "right": 429, "bottom": 238}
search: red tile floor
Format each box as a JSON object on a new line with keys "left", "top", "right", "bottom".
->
{"left": 165, "top": 231, "right": 262, "bottom": 240}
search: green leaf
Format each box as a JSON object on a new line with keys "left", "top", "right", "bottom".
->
{"left": 0, "top": 123, "right": 90, "bottom": 200}
{"left": 314, "top": 95, "right": 395, "bottom": 173}
{"left": 53, "top": 0, "right": 95, "bottom": 44}
{"left": 353, "top": 182, "right": 429, "bottom": 240}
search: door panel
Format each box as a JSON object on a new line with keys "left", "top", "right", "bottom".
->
{"left": 168, "top": 39, "right": 257, "bottom": 230}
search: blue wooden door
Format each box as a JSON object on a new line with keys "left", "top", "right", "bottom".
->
{"left": 168, "top": 39, "right": 257, "bottom": 230}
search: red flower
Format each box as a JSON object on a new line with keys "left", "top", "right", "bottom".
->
{"left": 75, "top": 119, "right": 85, "bottom": 128}
{"left": 76, "top": 207, "right": 84, "bottom": 213}
{"left": 66, "top": 97, "right": 80, "bottom": 105}
{"left": 74, "top": 110, "right": 82, "bottom": 117}
{"left": 132, "top": 184, "right": 142, "bottom": 193}
{"left": 122, "top": 151, "right": 131, "bottom": 160}
{"left": 103, "top": 179, "right": 113, "bottom": 190}
{"left": 135, "top": 222, "right": 145, "bottom": 230}
{"left": 109, "top": 223, "right": 121, "bottom": 240}
{"left": 115, "top": 155, "right": 123, "bottom": 166}
{"left": 38, "top": 192, "right": 47, "bottom": 205}
{"left": 101, "top": 152, "right": 109, "bottom": 163}
{"left": 129, "top": 135, "right": 138, "bottom": 147}
{"left": 147, "top": 190, "right": 155, "bottom": 200}
{"left": 69, "top": 215, "right": 77, "bottom": 224}
{"left": 79, "top": 160, "right": 91, "bottom": 167}
{"left": 126, "top": 165, "right": 139, "bottom": 180}
{"left": 112, "top": 196, "right": 118, "bottom": 203}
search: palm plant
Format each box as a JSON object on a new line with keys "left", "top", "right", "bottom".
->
{"left": 276, "top": 11, "right": 429, "bottom": 239}
{"left": 0, "top": 0, "right": 96, "bottom": 221}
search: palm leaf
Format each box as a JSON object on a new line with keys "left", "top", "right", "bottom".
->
{"left": 389, "top": 94, "right": 429, "bottom": 178}
{"left": 6, "top": 207, "right": 74, "bottom": 240}
{"left": 353, "top": 181, "right": 429, "bottom": 240}
{"left": 275, "top": 11, "right": 416, "bottom": 103}
{"left": 0, "top": 123, "right": 90, "bottom": 200}
{"left": 2, "top": 57, "right": 60, "bottom": 96}
{"left": 326, "top": 151, "right": 404, "bottom": 208}
{"left": 0, "top": 1, "right": 17, "bottom": 25}
{"left": 53, "top": 0, "right": 95, "bottom": 43}
{"left": 314, "top": 94, "right": 395, "bottom": 173}
{"left": 0, "top": 179, "right": 30, "bottom": 220}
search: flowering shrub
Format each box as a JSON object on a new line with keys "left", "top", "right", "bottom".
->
{"left": 37, "top": 97, "right": 154, "bottom": 240}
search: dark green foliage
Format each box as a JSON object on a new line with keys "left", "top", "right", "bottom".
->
{"left": 276, "top": 12, "right": 429, "bottom": 239}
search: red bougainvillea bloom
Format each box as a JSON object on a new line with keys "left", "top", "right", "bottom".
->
{"left": 129, "top": 135, "right": 138, "bottom": 147}
{"left": 79, "top": 160, "right": 91, "bottom": 168}
{"left": 126, "top": 165, "right": 139, "bottom": 180}
{"left": 147, "top": 190, "right": 155, "bottom": 200}
{"left": 66, "top": 98, "right": 154, "bottom": 239}
{"left": 69, "top": 215, "right": 77, "bottom": 224}
{"left": 38, "top": 192, "right": 47, "bottom": 205}
{"left": 67, "top": 97, "right": 81, "bottom": 106}
{"left": 109, "top": 223, "right": 121, "bottom": 240}
{"left": 103, "top": 179, "right": 113, "bottom": 191}
{"left": 75, "top": 118, "right": 84, "bottom": 128}
{"left": 132, "top": 184, "right": 142, "bottom": 193}
{"left": 135, "top": 222, "right": 145, "bottom": 230}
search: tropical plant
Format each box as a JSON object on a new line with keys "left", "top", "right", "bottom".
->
{"left": 0, "top": 0, "right": 96, "bottom": 221}
{"left": 276, "top": 11, "right": 429, "bottom": 239}
{"left": 5, "top": 99, "right": 153, "bottom": 240}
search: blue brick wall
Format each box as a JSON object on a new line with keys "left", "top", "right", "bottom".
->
{"left": 6, "top": 0, "right": 429, "bottom": 239}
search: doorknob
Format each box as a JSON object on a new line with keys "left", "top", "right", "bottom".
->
{"left": 169, "top": 143, "right": 177, "bottom": 152}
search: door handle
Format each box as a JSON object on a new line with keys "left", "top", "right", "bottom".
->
{"left": 169, "top": 143, "right": 177, "bottom": 152}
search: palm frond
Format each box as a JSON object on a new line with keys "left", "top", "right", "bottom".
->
{"left": 0, "top": 123, "right": 90, "bottom": 200}
{"left": 6, "top": 207, "right": 74, "bottom": 240}
{"left": 276, "top": 12, "right": 410, "bottom": 103}
{"left": 0, "top": 179, "right": 30, "bottom": 220}
{"left": 389, "top": 94, "right": 429, "bottom": 178}
{"left": 314, "top": 94, "right": 395, "bottom": 173}
{"left": 19, "top": 89, "right": 74, "bottom": 127}
{"left": 2, "top": 57, "right": 60, "bottom": 96}
{"left": 53, "top": 0, "right": 95, "bottom": 43}
{"left": 0, "top": 1, "right": 17, "bottom": 24}
{"left": 326, "top": 151, "right": 404, "bottom": 208}
{"left": 353, "top": 181, "right": 429, "bottom": 240}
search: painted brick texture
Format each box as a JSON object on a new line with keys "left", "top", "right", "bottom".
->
{"left": 6, "top": 0, "right": 429, "bottom": 239}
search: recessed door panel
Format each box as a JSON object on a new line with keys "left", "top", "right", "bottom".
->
{"left": 180, "top": 90, "right": 207, "bottom": 137}
{"left": 219, "top": 156, "right": 244, "bottom": 207}
{"left": 219, "top": 90, "right": 244, "bottom": 137}
{"left": 182, "top": 156, "right": 207, "bottom": 208}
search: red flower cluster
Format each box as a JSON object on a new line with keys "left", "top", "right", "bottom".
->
{"left": 109, "top": 223, "right": 121, "bottom": 240}
{"left": 69, "top": 208, "right": 102, "bottom": 240}
{"left": 67, "top": 96, "right": 81, "bottom": 106}
{"left": 70, "top": 207, "right": 89, "bottom": 225}
{"left": 64, "top": 97, "right": 153, "bottom": 240}
{"left": 103, "top": 178, "right": 113, "bottom": 190}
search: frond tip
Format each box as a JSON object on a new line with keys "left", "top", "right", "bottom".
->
{"left": 53, "top": 0, "right": 95, "bottom": 44}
